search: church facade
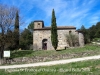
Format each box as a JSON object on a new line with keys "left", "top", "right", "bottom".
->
{"left": 33, "top": 20, "right": 84, "bottom": 50}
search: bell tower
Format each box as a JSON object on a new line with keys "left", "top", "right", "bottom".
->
{"left": 34, "top": 20, "right": 44, "bottom": 29}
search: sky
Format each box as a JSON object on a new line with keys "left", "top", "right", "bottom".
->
{"left": 0, "top": 0, "right": 100, "bottom": 30}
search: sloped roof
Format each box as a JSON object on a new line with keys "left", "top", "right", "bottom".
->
{"left": 34, "top": 26, "right": 76, "bottom": 30}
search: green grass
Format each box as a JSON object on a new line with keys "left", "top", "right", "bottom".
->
{"left": 0, "top": 59, "right": 100, "bottom": 75}
{"left": 11, "top": 44, "right": 100, "bottom": 58}
{"left": 0, "top": 44, "right": 98, "bottom": 65}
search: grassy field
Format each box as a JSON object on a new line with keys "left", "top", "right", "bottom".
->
{"left": 11, "top": 44, "right": 100, "bottom": 58}
{"left": 0, "top": 59, "right": 100, "bottom": 75}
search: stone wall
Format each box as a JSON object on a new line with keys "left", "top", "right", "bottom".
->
{"left": 33, "top": 30, "right": 53, "bottom": 50}
{"left": 0, "top": 60, "right": 1, "bottom": 65}
{"left": 34, "top": 21, "right": 44, "bottom": 29}
{"left": 1, "top": 50, "right": 98, "bottom": 65}
{"left": 57, "top": 29, "right": 78, "bottom": 49}
{"left": 79, "top": 32, "right": 84, "bottom": 47}
{"left": 33, "top": 21, "right": 84, "bottom": 50}
{"left": 33, "top": 29, "right": 79, "bottom": 50}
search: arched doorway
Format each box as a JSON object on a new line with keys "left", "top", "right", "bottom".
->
{"left": 42, "top": 39, "right": 47, "bottom": 50}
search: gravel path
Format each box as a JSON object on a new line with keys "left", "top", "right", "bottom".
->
{"left": 0, "top": 55, "right": 100, "bottom": 69}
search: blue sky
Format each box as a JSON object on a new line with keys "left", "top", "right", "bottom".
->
{"left": 0, "top": 0, "right": 100, "bottom": 29}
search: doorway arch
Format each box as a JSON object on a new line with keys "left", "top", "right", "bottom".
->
{"left": 42, "top": 39, "right": 47, "bottom": 50}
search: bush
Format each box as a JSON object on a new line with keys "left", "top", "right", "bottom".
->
{"left": 66, "top": 33, "right": 79, "bottom": 47}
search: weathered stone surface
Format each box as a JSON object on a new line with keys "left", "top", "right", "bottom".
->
{"left": 0, "top": 59, "right": 1, "bottom": 65}
{"left": 79, "top": 32, "right": 84, "bottom": 47}
{"left": 33, "top": 21, "right": 84, "bottom": 50}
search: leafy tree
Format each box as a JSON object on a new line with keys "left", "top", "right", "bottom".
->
{"left": 51, "top": 9, "right": 58, "bottom": 50}
{"left": 19, "top": 28, "right": 32, "bottom": 50}
{"left": 80, "top": 25, "right": 90, "bottom": 44}
{"left": 79, "top": 22, "right": 100, "bottom": 43}
{"left": 89, "top": 25, "right": 96, "bottom": 41}
{"left": 28, "top": 21, "right": 34, "bottom": 33}
{"left": 19, "top": 21, "right": 34, "bottom": 50}
{"left": 95, "top": 22, "right": 100, "bottom": 38}
{"left": 5, "top": 30, "right": 15, "bottom": 50}
{"left": 95, "top": 30, "right": 100, "bottom": 38}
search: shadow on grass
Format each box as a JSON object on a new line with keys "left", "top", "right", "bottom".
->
{"left": 11, "top": 50, "right": 34, "bottom": 58}
{"left": 56, "top": 49, "right": 65, "bottom": 51}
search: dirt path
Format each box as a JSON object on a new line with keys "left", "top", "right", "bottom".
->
{"left": 0, "top": 55, "right": 100, "bottom": 69}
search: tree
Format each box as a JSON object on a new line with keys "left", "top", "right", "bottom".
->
{"left": 66, "top": 33, "right": 79, "bottom": 47}
{"left": 51, "top": 9, "right": 58, "bottom": 50}
{"left": 13, "top": 11, "right": 19, "bottom": 49}
{"left": 88, "top": 22, "right": 100, "bottom": 41}
{"left": 19, "top": 28, "right": 32, "bottom": 50}
{"left": 0, "top": 4, "right": 18, "bottom": 58}
{"left": 5, "top": 30, "right": 15, "bottom": 50}
{"left": 89, "top": 25, "right": 96, "bottom": 41}
{"left": 28, "top": 21, "right": 34, "bottom": 33}
{"left": 80, "top": 25, "right": 90, "bottom": 44}
{"left": 95, "top": 22, "right": 100, "bottom": 38}
{"left": 19, "top": 21, "right": 34, "bottom": 50}
{"left": 95, "top": 30, "right": 100, "bottom": 38}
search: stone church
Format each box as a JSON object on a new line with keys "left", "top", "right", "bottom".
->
{"left": 33, "top": 20, "right": 84, "bottom": 50}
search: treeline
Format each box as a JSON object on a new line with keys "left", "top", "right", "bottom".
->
{"left": 0, "top": 4, "right": 34, "bottom": 58}
{"left": 0, "top": 19, "right": 34, "bottom": 50}
{"left": 79, "top": 22, "right": 100, "bottom": 44}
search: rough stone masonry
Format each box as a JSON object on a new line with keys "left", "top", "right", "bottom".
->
{"left": 33, "top": 20, "right": 84, "bottom": 50}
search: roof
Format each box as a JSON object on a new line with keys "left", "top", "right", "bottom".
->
{"left": 34, "top": 20, "right": 44, "bottom": 22}
{"left": 33, "top": 20, "right": 76, "bottom": 30}
{"left": 34, "top": 26, "right": 76, "bottom": 30}
{"left": 57, "top": 26, "right": 76, "bottom": 29}
{"left": 76, "top": 30, "right": 83, "bottom": 33}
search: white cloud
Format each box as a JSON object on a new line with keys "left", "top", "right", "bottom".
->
{"left": 38, "top": 0, "right": 68, "bottom": 17}
{"left": 1, "top": 0, "right": 100, "bottom": 29}
{"left": 13, "top": 0, "right": 100, "bottom": 28}
{"left": 55, "top": 0, "right": 100, "bottom": 28}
